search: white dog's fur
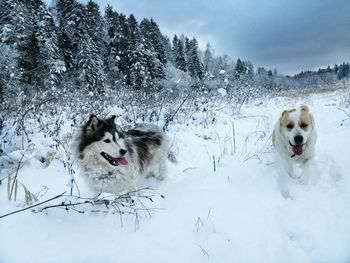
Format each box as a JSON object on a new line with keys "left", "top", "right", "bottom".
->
{"left": 78, "top": 115, "right": 169, "bottom": 195}
{"left": 272, "top": 105, "right": 317, "bottom": 180}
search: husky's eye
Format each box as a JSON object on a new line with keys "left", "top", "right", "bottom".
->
{"left": 300, "top": 123, "right": 308, "bottom": 129}
{"left": 286, "top": 123, "right": 294, "bottom": 129}
{"left": 103, "top": 139, "right": 111, "bottom": 143}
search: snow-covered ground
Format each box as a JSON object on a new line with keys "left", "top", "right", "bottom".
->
{"left": 1, "top": 89, "right": 350, "bottom": 263}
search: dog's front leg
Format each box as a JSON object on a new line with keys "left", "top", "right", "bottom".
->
{"left": 299, "top": 157, "right": 314, "bottom": 185}
{"left": 284, "top": 160, "right": 302, "bottom": 180}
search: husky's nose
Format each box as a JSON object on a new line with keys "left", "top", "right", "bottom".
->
{"left": 294, "top": 135, "right": 303, "bottom": 145}
{"left": 119, "top": 149, "right": 127, "bottom": 156}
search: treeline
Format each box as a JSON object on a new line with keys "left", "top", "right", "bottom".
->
{"left": 0, "top": 0, "right": 349, "bottom": 113}
{"left": 0, "top": 0, "right": 206, "bottom": 103}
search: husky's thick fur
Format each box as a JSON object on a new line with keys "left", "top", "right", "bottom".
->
{"left": 78, "top": 115, "right": 169, "bottom": 194}
{"left": 272, "top": 105, "right": 317, "bottom": 179}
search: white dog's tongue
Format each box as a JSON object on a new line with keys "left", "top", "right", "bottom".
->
{"left": 292, "top": 145, "right": 303, "bottom": 156}
{"left": 115, "top": 157, "right": 128, "bottom": 165}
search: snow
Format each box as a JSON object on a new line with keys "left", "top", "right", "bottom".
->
{"left": 217, "top": 87, "right": 227, "bottom": 96}
{"left": 1, "top": 90, "right": 350, "bottom": 263}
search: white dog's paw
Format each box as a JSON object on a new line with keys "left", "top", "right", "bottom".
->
{"left": 289, "top": 163, "right": 303, "bottom": 180}
{"left": 286, "top": 173, "right": 302, "bottom": 181}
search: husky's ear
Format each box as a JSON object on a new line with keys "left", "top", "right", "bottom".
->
{"left": 85, "top": 114, "right": 100, "bottom": 133}
{"left": 109, "top": 115, "right": 123, "bottom": 132}
{"left": 108, "top": 115, "right": 119, "bottom": 128}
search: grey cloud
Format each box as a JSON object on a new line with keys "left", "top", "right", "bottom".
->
{"left": 89, "top": 0, "right": 350, "bottom": 74}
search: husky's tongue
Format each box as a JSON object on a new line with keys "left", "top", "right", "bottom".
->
{"left": 292, "top": 145, "right": 303, "bottom": 156}
{"left": 114, "top": 157, "right": 128, "bottom": 165}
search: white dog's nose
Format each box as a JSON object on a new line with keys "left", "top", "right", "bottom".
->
{"left": 294, "top": 135, "right": 303, "bottom": 145}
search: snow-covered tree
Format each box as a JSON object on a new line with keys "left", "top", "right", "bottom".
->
{"left": 140, "top": 18, "right": 166, "bottom": 80}
{"left": 186, "top": 38, "right": 204, "bottom": 81}
{"left": 203, "top": 43, "right": 215, "bottom": 77}
{"left": 0, "top": 0, "right": 27, "bottom": 45}
{"left": 172, "top": 35, "right": 187, "bottom": 72}
{"left": 58, "top": 25, "right": 74, "bottom": 72}
{"left": 338, "top": 63, "right": 350, "bottom": 80}
{"left": 1, "top": 0, "right": 348, "bottom": 122}
{"left": 17, "top": 22, "right": 44, "bottom": 89}
{"left": 234, "top": 58, "right": 247, "bottom": 79}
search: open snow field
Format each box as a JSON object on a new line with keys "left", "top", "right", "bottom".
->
{"left": 1, "top": 89, "right": 350, "bottom": 263}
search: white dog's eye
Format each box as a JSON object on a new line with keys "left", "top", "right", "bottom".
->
{"left": 300, "top": 123, "right": 308, "bottom": 129}
{"left": 103, "top": 139, "right": 111, "bottom": 143}
{"left": 286, "top": 123, "right": 294, "bottom": 129}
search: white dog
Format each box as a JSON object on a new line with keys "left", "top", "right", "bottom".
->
{"left": 272, "top": 105, "right": 317, "bottom": 180}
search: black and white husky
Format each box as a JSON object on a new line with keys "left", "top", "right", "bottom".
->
{"left": 77, "top": 115, "right": 169, "bottom": 195}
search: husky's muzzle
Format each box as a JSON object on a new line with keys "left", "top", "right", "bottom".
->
{"left": 100, "top": 152, "right": 128, "bottom": 166}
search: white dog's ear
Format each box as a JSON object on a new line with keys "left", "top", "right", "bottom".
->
{"left": 281, "top": 110, "right": 288, "bottom": 117}
{"left": 86, "top": 114, "right": 100, "bottom": 133}
{"left": 300, "top": 105, "right": 309, "bottom": 112}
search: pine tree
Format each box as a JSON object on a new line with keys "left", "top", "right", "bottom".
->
{"left": 203, "top": 43, "right": 214, "bottom": 75}
{"left": 35, "top": 2, "right": 65, "bottom": 88}
{"left": 104, "top": 5, "right": 123, "bottom": 85}
{"left": 58, "top": 25, "right": 74, "bottom": 72}
{"left": 56, "top": 0, "right": 106, "bottom": 93}
{"left": 56, "top": 0, "right": 81, "bottom": 59}
{"left": 116, "top": 14, "right": 131, "bottom": 75}
{"left": 6, "top": 0, "right": 65, "bottom": 95}
{"left": 22, "top": 0, "right": 44, "bottom": 10}
{"left": 140, "top": 19, "right": 167, "bottom": 65}
{"left": 173, "top": 35, "right": 186, "bottom": 72}
{"left": 337, "top": 63, "right": 350, "bottom": 79}
{"left": 117, "top": 14, "right": 167, "bottom": 90}
{"left": 333, "top": 64, "right": 339, "bottom": 73}
{"left": 245, "top": 60, "right": 254, "bottom": 78}
{"left": 172, "top": 35, "right": 179, "bottom": 58}
{"left": 104, "top": 5, "right": 117, "bottom": 39}
{"left": 77, "top": 3, "right": 105, "bottom": 93}
{"left": 184, "top": 37, "right": 191, "bottom": 64}
{"left": 17, "top": 22, "right": 44, "bottom": 89}
{"left": 0, "top": 44, "right": 19, "bottom": 101}
{"left": 56, "top": 0, "right": 77, "bottom": 36}
{"left": 162, "top": 36, "right": 173, "bottom": 64}
{"left": 127, "top": 14, "right": 141, "bottom": 47}
{"left": 0, "top": 76, "right": 5, "bottom": 107}
{"left": 140, "top": 18, "right": 166, "bottom": 80}
{"left": 150, "top": 19, "right": 167, "bottom": 65}
{"left": 234, "top": 58, "right": 247, "bottom": 79}
{"left": 0, "top": 0, "right": 27, "bottom": 45}
{"left": 187, "top": 38, "right": 204, "bottom": 80}
{"left": 86, "top": 0, "right": 105, "bottom": 52}
{"left": 127, "top": 45, "right": 149, "bottom": 89}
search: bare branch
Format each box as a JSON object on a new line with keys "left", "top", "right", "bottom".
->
{"left": 1, "top": 188, "right": 165, "bottom": 222}
{"left": 0, "top": 192, "right": 66, "bottom": 219}
{"left": 163, "top": 84, "right": 198, "bottom": 131}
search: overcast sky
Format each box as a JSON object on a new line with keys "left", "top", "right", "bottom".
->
{"left": 77, "top": 0, "right": 350, "bottom": 75}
